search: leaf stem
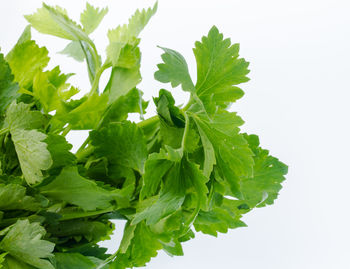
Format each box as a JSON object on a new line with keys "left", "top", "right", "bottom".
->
{"left": 181, "top": 197, "right": 201, "bottom": 236}
{"left": 88, "top": 62, "right": 111, "bottom": 96}
{"left": 61, "top": 125, "right": 72, "bottom": 137}
{"left": 76, "top": 144, "right": 94, "bottom": 162}
{"left": 182, "top": 97, "right": 194, "bottom": 111}
{"left": 181, "top": 112, "right": 190, "bottom": 150}
{"left": 136, "top": 115, "right": 159, "bottom": 129}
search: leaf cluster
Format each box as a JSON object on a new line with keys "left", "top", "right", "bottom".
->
{"left": 0, "top": 2, "right": 287, "bottom": 268}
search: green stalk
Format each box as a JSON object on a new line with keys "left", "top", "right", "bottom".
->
{"left": 61, "top": 125, "right": 72, "bottom": 137}
{"left": 136, "top": 115, "right": 159, "bottom": 129}
{"left": 76, "top": 145, "right": 94, "bottom": 162}
{"left": 181, "top": 112, "right": 190, "bottom": 151}
{"left": 88, "top": 63, "right": 111, "bottom": 96}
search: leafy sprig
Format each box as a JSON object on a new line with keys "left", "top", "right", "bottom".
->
{"left": 0, "top": 2, "right": 287, "bottom": 268}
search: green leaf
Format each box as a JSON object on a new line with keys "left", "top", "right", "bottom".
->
{"left": 33, "top": 66, "right": 76, "bottom": 113}
{"left": 40, "top": 166, "right": 114, "bottom": 211}
{"left": 240, "top": 134, "right": 288, "bottom": 208}
{"left": 80, "top": 3, "right": 108, "bottom": 34}
{"left": 193, "top": 26, "right": 249, "bottom": 108}
{"left": 55, "top": 93, "right": 108, "bottom": 130}
{"left": 135, "top": 154, "right": 208, "bottom": 225}
{"left": 2, "top": 255, "right": 35, "bottom": 269}
{"left": 0, "top": 220, "right": 55, "bottom": 269}
{"left": 192, "top": 111, "right": 254, "bottom": 197}
{"left": 25, "top": 4, "right": 100, "bottom": 83}
{"left": 104, "top": 66, "right": 141, "bottom": 105}
{"left": 25, "top": 4, "right": 89, "bottom": 42}
{"left": 59, "top": 41, "right": 85, "bottom": 62}
{"left": 11, "top": 129, "right": 52, "bottom": 185}
{"left": 117, "top": 44, "right": 141, "bottom": 69}
{"left": 140, "top": 153, "right": 173, "bottom": 199}
{"left": 55, "top": 253, "right": 96, "bottom": 269}
{"left": 154, "top": 47, "right": 195, "bottom": 92}
{"left": 91, "top": 121, "right": 147, "bottom": 173}
{"left": 4, "top": 101, "right": 46, "bottom": 131}
{"left": 106, "top": 2, "right": 157, "bottom": 65}
{"left": 54, "top": 253, "right": 107, "bottom": 269}
{"left": 47, "top": 219, "right": 113, "bottom": 243}
{"left": 45, "top": 134, "right": 76, "bottom": 169}
{"left": 3, "top": 102, "right": 51, "bottom": 185}
{"left": 118, "top": 222, "right": 137, "bottom": 253}
{"left": 5, "top": 40, "right": 49, "bottom": 89}
{"left": 0, "top": 53, "right": 19, "bottom": 115}
{"left": 15, "top": 25, "right": 32, "bottom": 45}
{"left": 110, "top": 222, "right": 162, "bottom": 268}
{"left": 100, "top": 88, "right": 148, "bottom": 127}
{"left": 194, "top": 198, "right": 247, "bottom": 236}
{"left": 0, "top": 184, "right": 40, "bottom": 211}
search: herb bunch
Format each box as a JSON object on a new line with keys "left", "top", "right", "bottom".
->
{"left": 0, "top": 2, "right": 287, "bottom": 268}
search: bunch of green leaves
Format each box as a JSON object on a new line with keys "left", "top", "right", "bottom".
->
{"left": 0, "top": 2, "right": 287, "bottom": 268}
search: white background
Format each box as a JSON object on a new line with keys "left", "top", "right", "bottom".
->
{"left": 1, "top": 0, "right": 350, "bottom": 268}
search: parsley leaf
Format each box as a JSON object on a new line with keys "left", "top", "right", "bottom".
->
{"left": 240, "top": 134, "right": 288, "bottom": 208}
{"left": 0, "top": 53, "right": 18, "bottom": 115}
{"left": 154, "top": 47, "right": 195, "bottom": 92}
{"left": 80, "top": 3, "right": 108, "bottom": 35}
{"left": 91, "top": 121, "right": 147, "bottom": 173}
{"left": 40, "top": 166, "right": 114, "bottom": 211}
{"left": 106, "top": 2, "right": 157, "bottom": 66}
{"left": 0, "top": 3, "right": 288, "bottom": 268}
{"left": 12, "top": 129, "right": 52, "bottom": 185}
{"left": 0, "top": 220, "right": 55, "bottom": 269}
{"left": 5, "top": 40, "right": 49, "bottom": 89}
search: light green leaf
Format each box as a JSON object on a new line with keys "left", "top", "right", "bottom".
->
{"left": 0, "top": 53, "right": 19, "bottom": 115}
{"left": 32, "top": 66, "right": 76, "bottom": 113}
{"left": 90, "top": 121, "right": 147, "bottom": 173}
{"left": 104, "top": 66, "right": 141, "bottom": 105}
{"left": 106, "top": 2, "right": 157, "bottom": 65}
{"left": 55, "top": 93, "right": 108, "bottom": 130}
{"left": 5, "top": 40, "right": 49, "bottom": 89}
{"left": 80, "top": 3, "right": 108, "bottom": 34}
{"left": 25, "top": 4, "right": 100, "bottom": 83}
{"left": 25, "top": 4, "right": 89, "bottom": 42}
{"left": 59, "top": 41, "right": 85, "bottom": 62}
{"left": 4, "top": 101, "right": 46, "bottom": 131}
{"left": 154, "top": 47, "right": 195, "bottom": 92}
{"left": 16, "top": 25, "right": 32, "bottom": 44}
{"left": 12, "top": 129, "right": 52, "bottom": 185}
{"left": 40, "top": 166, "right": 114, "bottom": 211}
{"left": 0, "top": 220, "right": 55, "bottom": 269}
